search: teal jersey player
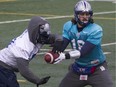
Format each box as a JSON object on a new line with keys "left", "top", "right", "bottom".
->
{"left": 63, "top": 21, "right": 106, "bottom": 67}
{"left": 52, "top": 1, "right": 113, "bottom": 87}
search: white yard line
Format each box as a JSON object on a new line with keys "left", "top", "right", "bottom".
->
{"left": 101, "top": 42, "right": 116, "bottom": 46}
{"left": 0, "top": 11, "right": 116, "bottom": 24}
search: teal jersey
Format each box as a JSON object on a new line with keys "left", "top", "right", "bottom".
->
{"left": 62, "top": 21, "right": 106, "bottom": 67}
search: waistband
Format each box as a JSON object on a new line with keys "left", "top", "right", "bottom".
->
{"left": 71, "top": 61, "right": 106, "bottom": 75}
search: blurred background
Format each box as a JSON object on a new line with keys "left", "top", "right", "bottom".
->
{"left": 0, "top": 0, "right": 115, "bottom": 87}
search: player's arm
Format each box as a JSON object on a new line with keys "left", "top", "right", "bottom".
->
{"left": 49, "top": 34, "right": 63, "bottom": 43}
{"left": 48, "top": 34, "right": 63, "bottom": 53}
{"left": 42, "top": 33, "right": 63, "bottom": 53}
{"left": 43, "top": 34, "right": 63, "bottom": 44}
{"left": 80, "top": 41, "right": 95, "bottom": 57}
{"left": 50, "top": 29, "right": 71, "bottom": 53}
{"left": 54, "top": 41, "right": 95, "bottom": 64}
{"left": 65, "top": 41, "right": 95, "bottom": 59}
{"left": 52, "top": 37, "right": 70, "bottom": 53}
{"left": 16, "top": 58, "right": 50, "bottom": 85}
{"left": 60, "top": 37, "right": 70, "bottom": 52}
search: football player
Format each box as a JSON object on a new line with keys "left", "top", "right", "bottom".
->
{"left": 0, "top": 16, "right": 62, "bottom": 87}
{"left": 52, "top": 0, "right": 113, "bottom": 87}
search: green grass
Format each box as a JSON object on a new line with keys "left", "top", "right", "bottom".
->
{"left": 0, "top": 0, "right": 115, "bottom": 87}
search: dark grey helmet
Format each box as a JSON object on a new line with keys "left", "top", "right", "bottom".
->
{"left": 28, "top": 16, "right": 51, "bottom": 44}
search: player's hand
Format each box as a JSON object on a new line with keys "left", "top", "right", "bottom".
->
{"left": 51, "top": 40, "right": 63, "bottom": 53}
{"left": 37, "top": 76, "right": 51, "bottom": 87}
{"left": 53, "top": 52, "right": 65, "bottom": 64}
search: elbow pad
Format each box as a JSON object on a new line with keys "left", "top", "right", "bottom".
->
{"left": 65, "top": 50, "right": 81, "bottom": 59}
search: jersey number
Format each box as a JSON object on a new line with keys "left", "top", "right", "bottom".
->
{"left": 77, "top": 40, "right": 85, "bottom": 50}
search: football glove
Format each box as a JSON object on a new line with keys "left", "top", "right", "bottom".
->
{"left": 53, "top": 52, "right": 65, "bottom": 64}
{"left": 54, "top": 50, "right": 81, "bottom": 64}
{"left": 37, "top": 76, "right": 51, "bottom": 87}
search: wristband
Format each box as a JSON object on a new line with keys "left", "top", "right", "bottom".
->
{"left": 65, "top": 53, "right": 70, "bottom": 59}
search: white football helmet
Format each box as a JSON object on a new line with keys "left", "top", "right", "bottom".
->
{"left": 74, "top": 0, "right": 93, "bottom": 26}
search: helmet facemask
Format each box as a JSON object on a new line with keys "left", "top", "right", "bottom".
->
{"left": 37, "top": 23, "right": 51, "bottom": 44}
{"left": 75, "top": 11, "right": 93, "bottom": 27}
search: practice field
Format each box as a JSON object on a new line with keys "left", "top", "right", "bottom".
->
{"left": 0, "top": 0, "right": 115, "bottom": 87}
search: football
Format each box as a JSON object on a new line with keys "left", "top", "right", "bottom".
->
{"left": 44, "top": 51, "right": 59, "bottom": 64}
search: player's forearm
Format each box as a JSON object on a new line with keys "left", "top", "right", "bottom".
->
{"left": 48, "top": 34, "right": 63, "bottom": 44}
{"left": 80, "top": 41, "right": 95, "bottom": 57}
{"left": 20, "top": 68, "right": 40, "bottom": 84}
{"left": 65, "top": 41, "right": 95, "bottom": 59}
{"left": 16, "top": 58, "right": 40, "bottom": 84}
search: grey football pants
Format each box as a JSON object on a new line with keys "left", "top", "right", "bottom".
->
{"left": 59, "top": 62, "right": 113, "bottom": 87}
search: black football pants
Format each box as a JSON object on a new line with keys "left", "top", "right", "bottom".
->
{"left": 0, "top": 66, "right": 19, "bottom": 87}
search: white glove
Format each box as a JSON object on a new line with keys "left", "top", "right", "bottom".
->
{"left": 53, "top": 52, "right": 65, "bottom": 64}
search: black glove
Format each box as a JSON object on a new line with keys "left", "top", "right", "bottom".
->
{"left": 51, "top": 40, "right": 63, "bottom": 53}
{"left": 37, "top": 76, "right": 51, "bottom": 87}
